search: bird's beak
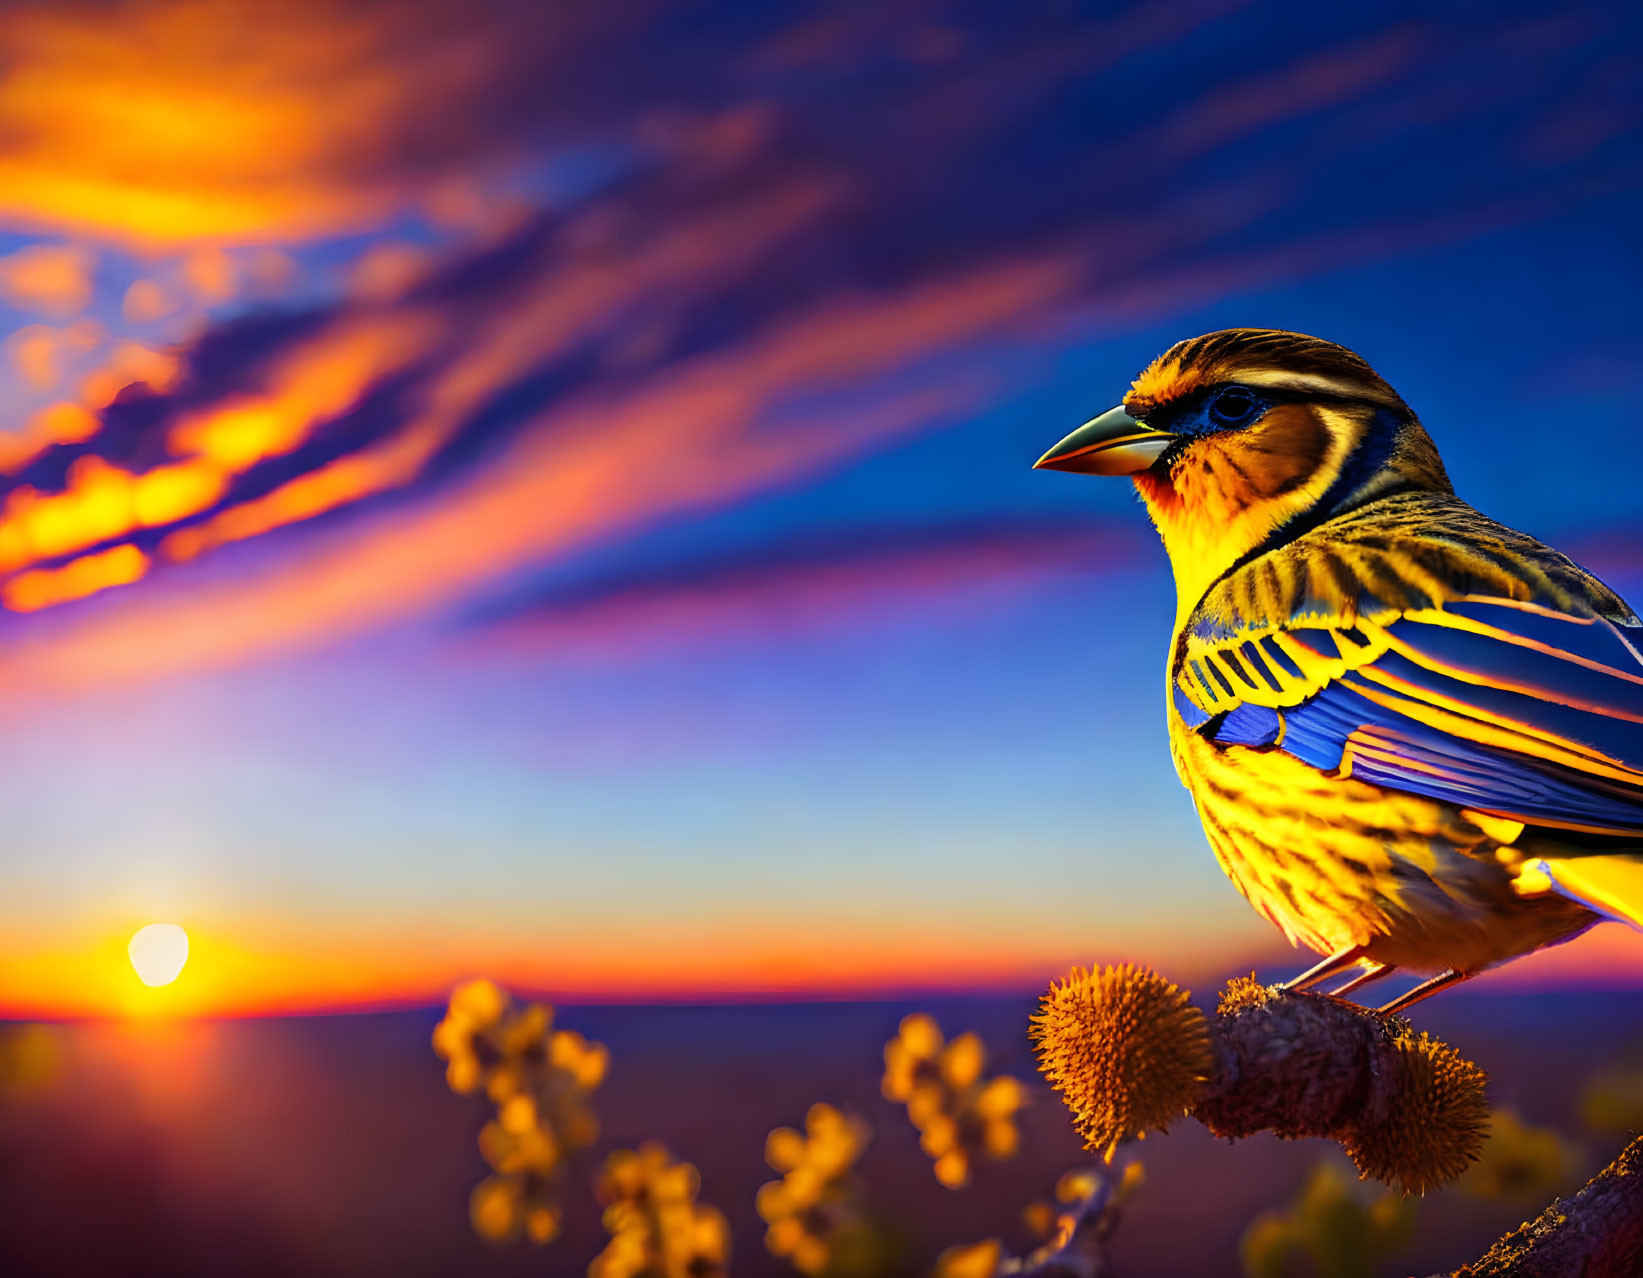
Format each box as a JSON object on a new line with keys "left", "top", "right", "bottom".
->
{"left": 1033, "top": 405, "right": 1176, "bottom": 475}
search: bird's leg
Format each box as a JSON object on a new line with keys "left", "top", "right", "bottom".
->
{"left": 1376, "top": 968, "right": 1471, "bottom": 1016}
{"left": 1280, "top": 945, "right": 1368, "bottom": 993}
{"left": 1328, "top": 962, "right": 1396, "bottom": 999}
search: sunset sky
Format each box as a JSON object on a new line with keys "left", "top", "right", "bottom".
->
{"left": 0, "top": 0, "right": 1640, "bottom": 1016}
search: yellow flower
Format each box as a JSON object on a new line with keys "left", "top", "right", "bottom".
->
{"left": 1239, "top": 1160, "right": 1414, "bottom": 1278}
{"left": 451, "top": 978, "right": 509, "bottom": 1029}
{"left": 0, "top": 1025, "right": 59, "bottom": 1093}
{"left": 881, "top": 1013, "right": 1028, "bottom": 1186}
{"left": 592, "top": 1143, "right": 728, "bottom": 1278}
{"left": 1459, "top": 1110, "right": 1582, "bottom": 1205}
{"left": 470, "top": 1175, "right": 523, "bottom": 1243}
{"left": 434, "top": 979, "right": 609, "bottom": 1249}
{"left": 524, "top": 1205, "right": 561, "bottom": 1245}
{"left": 756, "top": 1103, "right": 875, "bottom": 1272}
{"left": 1020, "top": 1200, "right": 1057, "bottom": 1242}
{"left": 933, "top": 1150, "right": 969, "bottom": 1188}
{"left": 940, "top": 1032, "right": 984, "bottom": 1090}
{"left": 469, "top": 1171, "right": 563, "bottom": 1246}
{"left": 882, "top": 1013, "right": 944, "bottom": 1102}
{"left": 933, "top": 1238, "right": 1001, "bottom": 1278}
{"left": 1580, "top": 1068, "right": 1643, "bottom": 1134}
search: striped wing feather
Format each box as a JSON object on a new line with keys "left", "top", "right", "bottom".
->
{"left": 1178, "top": 593, "right": 1643, "bottom": 839}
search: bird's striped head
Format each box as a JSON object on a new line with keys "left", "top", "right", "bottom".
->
{"left": 1036, "top": 329, "right": 1452, "bottom": 613}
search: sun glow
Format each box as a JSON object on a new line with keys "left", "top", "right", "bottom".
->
{"left": 128, "top": 923, "right": 189, "bottom": 987}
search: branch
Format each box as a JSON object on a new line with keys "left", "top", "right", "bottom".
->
{"left": 1031, "top": 966, "right": 1489, "bottom": 1194}
{"left": 1000, "top": 1167, "right": 1126, "bottom": 1278}
{"left": 934, "top": 1165, "right": 1140, "bottom": 1278}
{"left": 1446, "top": 1134, "right": 1643, "bottom": 1277}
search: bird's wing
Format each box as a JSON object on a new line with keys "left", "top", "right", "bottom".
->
{"left": 1176, "top": 594, "right": 1643, "bottom": 838}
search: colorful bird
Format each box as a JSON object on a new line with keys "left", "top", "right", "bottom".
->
{"left": 1035, "top": 329, "right": 1643, "bottom": 1011}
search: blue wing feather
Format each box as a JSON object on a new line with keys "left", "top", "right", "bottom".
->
{"left": 1188, "top": 594, "right": 1643, "bottom": 836}
{"left": 1278, "top": 682, "right": 1643, "bottom": 834}
{"left": 1360, "top": 649, "right": 1643, "bottom": 773}
{"left": 1211, "top": 703, "right": 1282, "bottom": 748}
{"left": 1172, "top": 682, "right": 1214, "bottom": 731}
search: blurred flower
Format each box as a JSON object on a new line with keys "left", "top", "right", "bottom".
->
{"left": 433, "top": 979, "right": 609, "bottom": 1246}
{"left": 1459, "top": 1110, "right": 1583, "bottom": 1205}
{"left": 758, "top": 1102, "right": 901, "bottom": 1276}
{"left": 0, "top": 1024, "right": 58, "bottom": 1093}
{"left": 1019, "top": 1199, "right": 1058, "bottom": 1245}
{"left": 1580, "top": 1066, "right": 1643, "bottom": 1134}
{"left": 432, "top": 977, "right": 509, "bottom": 1092}
{"left": 470, "top": 1173, "right": 564, "bottom": 1245}
{"left": 882, "top": 1013, "right": 1027, "bottom": 1187}
{"left": 1240, "top": 1160, "right": 1415, "bottom": 1278}
{"left": 1030, "top": 965, "right": 1210, "bottom": 1161}
{"left": 933, "top": 1239, "right": 1002, "bottom": 1278}
{"left": 591, "top": 1142, "right": 730, "bottom": 1278}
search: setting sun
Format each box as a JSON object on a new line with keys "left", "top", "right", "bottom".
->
{"left": 128, "top": 923, "right": 189, "bottom": 987}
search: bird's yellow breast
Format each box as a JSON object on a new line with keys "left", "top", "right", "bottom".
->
{"left": 1167, "top": 701, "right": 1592, "bottom": 971}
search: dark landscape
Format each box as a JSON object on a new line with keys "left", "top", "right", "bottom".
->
{"left": 5, "top": 982, "right": 1639, "bottom": 1277}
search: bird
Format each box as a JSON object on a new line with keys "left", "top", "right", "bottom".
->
{"left": 1034, "top": 328, "right": 1643, "bottom": 1013}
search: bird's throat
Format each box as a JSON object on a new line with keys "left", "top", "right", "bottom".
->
{"left": 1133, "top": 404, "right": 1356, "bottom": 621}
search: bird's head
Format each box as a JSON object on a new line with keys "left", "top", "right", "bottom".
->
{"left": 1035, "top": 329, "right": 1452, "bottom": 612}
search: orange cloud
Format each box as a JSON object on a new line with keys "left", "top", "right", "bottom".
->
{"left": 0, "top": 252, "right": 1075, "bottom": 689}
{"left": 76, "top": 340, "right": 178, "bottom": 409}
{"left": 2, "top": 543, "right": 148, "bottom": 613}
{"left": 0, "top": 3, "right": 394, "bottom": 243}
{"left": 0, "top": 402, "right": 100, "bottom": 474}
{"left": 3, "top": 317, "right": 103, "bottom": 392}
{"left": 159, "top": 179, "right": 841, "bottom": 561}
{"left": 162, "top": 420, "right": 444, "bottom": 563}
{"left": 0, "top": 455, "right": 228, "bottom": 570}
{"left": 122, "top": 278, "right": 177, "bottom": 323}
{"left": 0, "top": 338, "right": 177, "bottom": 479}
{"left": 182, "top": 245, "right": 237, "bottom": 301}
{"left": 166, "top": 312, "right": 435, "bottom": 469}
{"left": 6, "top": 322, "right": 63, "bottom": 390}
{"left": 0, "top": 316, "right": 419, "bottom": 584}
{"left": 346, "top": 242, "right": 434, "bottom": 301}
{"left": 0, "top": 0, "right": 624, "bottom": 246}
{"left": 0, "top": 242, "right": 95, "bottom": 314}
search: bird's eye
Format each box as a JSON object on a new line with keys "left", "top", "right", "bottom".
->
{"left": 1209, "top": 388, "right": 1259, "bottom": 428}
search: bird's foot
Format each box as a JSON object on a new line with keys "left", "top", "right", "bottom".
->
{"left": 1280, "top": 945, "right": 1369, "bottom": 994}
{"left": 1328, "top": 962, "right": 1396, "bottom": 999}
{"left": 1376, "top": 968, "right": 1470, "bottom": 1016}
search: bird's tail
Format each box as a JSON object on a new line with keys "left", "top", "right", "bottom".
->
{"left": 1515, "top": 848, "right": 1643, "bottom": 930}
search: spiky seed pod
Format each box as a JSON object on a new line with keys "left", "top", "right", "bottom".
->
{"left": 1031, "top": 964, "right": 1212, "bottom": 1159}
{"left": 1344, "top": 1030, "right": 1490, "bottom": 1195}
